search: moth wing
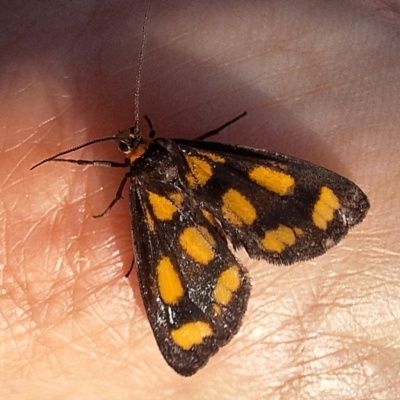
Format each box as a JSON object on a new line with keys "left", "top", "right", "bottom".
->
{"left": 129, "top": 143, "right": 250, "bottom": 376}
{"left": 171, "top": 139, "right": 369, "bottom": 265}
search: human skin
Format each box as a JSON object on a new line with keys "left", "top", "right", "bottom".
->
{"left": 1, "top": 1, "right": 400, "bottom": 399}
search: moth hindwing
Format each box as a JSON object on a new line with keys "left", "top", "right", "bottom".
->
{"left": 32, "top": 119, "right": 369, "bottom": 376}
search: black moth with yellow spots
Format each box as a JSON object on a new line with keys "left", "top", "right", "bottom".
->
{"left": 32, "top": 114, "right": 369, "bottom": 376}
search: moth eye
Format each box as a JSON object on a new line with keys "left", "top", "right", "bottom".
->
{"left": 118, "top": 141, "right": 130, "bottom": 153}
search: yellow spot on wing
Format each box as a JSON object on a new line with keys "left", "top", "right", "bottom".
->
{"left": 144, "top": 206, "right": 155, "bottom": 231}
{"left": 214, "top": 265, "right": 241, "bottom": 305}
{"left": 222, "top": 189, "right": 256, "bottom": 226}
{"left": 197, "top": 150, "right": 225, "bottom": 163}
{"left": 262, "top": 225, "right": 296, "bottom": 253}
{"left": 202, "top": 209, "right": 214, "bottom": 225}
{"left": 184, "top": 155, "right": 213, "bottom": 189}
{"left": 212, "top": 304, "right": 222, "bottom": 316}
{"left": 148, "top": 191, "right": 179, "bottom": 221}
{"left": 249, "top": 166, "right": 294, "bottom": 196}
{"left": 179, "top": 226, "right": 215, "bottom": 264}
{"left": 156, "top": 257, "right": 184, "bottom": 305}
{"left": 171, "top": 322, "right": 213, "bottom": 350}
{"left": 169, "top": 192, "right": 184, "bottom": 206}
{"left": 312, "top": 186, "right": 340, "bottom": 230}
{"left": 294, "top": 227, "right": 304, "bottom": 236}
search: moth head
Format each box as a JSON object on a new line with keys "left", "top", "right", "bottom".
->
{"left": 117, "top": 126, "right": 143, "bottom": 154}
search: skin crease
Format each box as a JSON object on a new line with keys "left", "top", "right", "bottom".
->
{"left": 1, "top": 0, "right": 400, "bottom": 398}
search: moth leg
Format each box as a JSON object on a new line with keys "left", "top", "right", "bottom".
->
{"left": 93, "top": 173, "right": 130, "bottom": 218}
{"left": 195, "top": 111, "right": 247, "bottom": 141}
{"left": 125, "top": 257, "right": 135, "bottom": 278}
{"left": 143, "top": 115, "right": 156, "bottom": 138}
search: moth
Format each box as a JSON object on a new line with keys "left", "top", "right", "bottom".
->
{"left": 31, "top": 6, "right": 369, "bottom": 376}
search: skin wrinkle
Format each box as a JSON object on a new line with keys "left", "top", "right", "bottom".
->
{"left": 1, "top": 0, "right": 399, "bottom": 398}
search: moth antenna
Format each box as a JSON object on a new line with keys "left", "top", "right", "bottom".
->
{"left": 30, "top": 136, "right": 117, "bottom": 170}
{"left": 134, "top": 1, "right": 150, "bottom": 130}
